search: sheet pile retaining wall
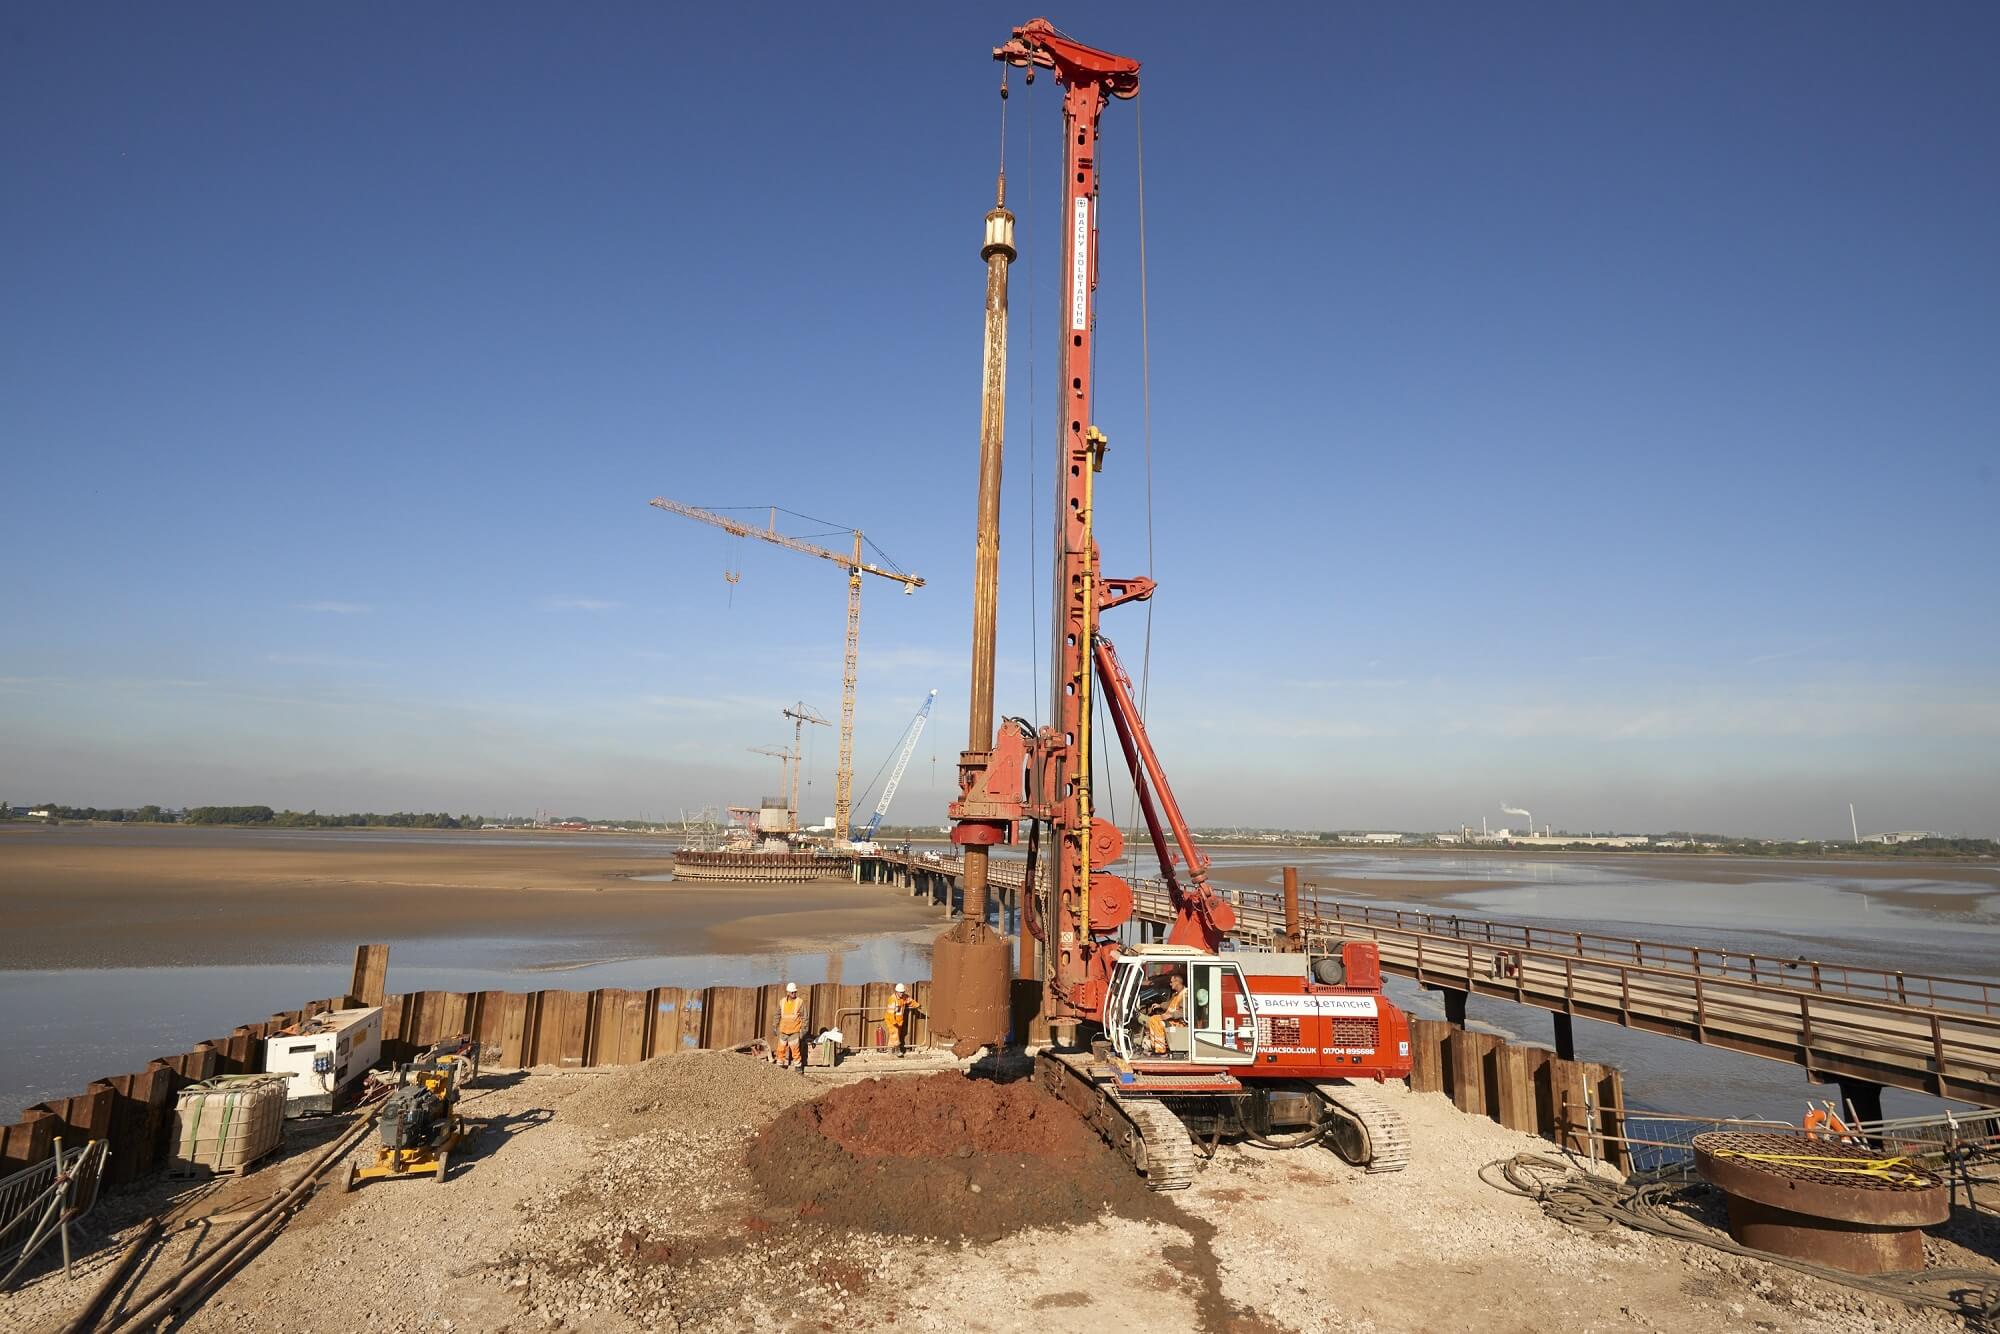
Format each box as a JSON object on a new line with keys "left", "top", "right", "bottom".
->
{"left": 1406, "top": 1016, "right": 1629, "bottom": 1168}
{"left": 2, "top": 986, "right": 1624, "bottom": 1185}
{"left": 0, "top": 977, "right": 937, "bottom": 1181}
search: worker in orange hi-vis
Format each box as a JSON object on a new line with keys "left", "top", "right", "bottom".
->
{"left": 883, "top": 982, "right": 913, "bottom": 1057}
{"left": 1144, "top": 972, "right": 1187, "bottom": 1055}
{"left": 775, "top": 982, "right": 806, "bottom": 1070}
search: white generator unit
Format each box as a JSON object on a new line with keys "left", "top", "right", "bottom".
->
{"left": 263, "top": 1005, "right": 383, "bottom": 1115}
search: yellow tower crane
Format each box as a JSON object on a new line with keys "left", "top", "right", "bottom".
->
{"left": 781, "top": 701, "right": 832, "bottom": 833}
{"left": 748, "top": 744, "right": 793, "bottom": 795}
{"left": 648, "top": 499, "right": 924, "bottom": 842}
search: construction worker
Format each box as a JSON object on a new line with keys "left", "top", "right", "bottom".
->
{"left": 883, "top": 982, "right": 913, "bottom": 1056}
{"left": 775, "top": 982, "right": 806, "bottom": 1070}
{"left": 1143, "top": 971, "right": 1187, "bottom": 1056}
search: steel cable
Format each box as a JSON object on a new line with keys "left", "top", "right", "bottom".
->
{"left": 1123, "top": 88, "right": 1154, "bottom": 884}
{"left": 1023, "top": 71, "right": 1040, "bottom": 730}
{"left": 1482, "top": 1153, "right": 2000, "bottom": 1326}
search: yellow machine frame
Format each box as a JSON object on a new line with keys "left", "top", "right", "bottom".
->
{"left": 345, "top": 1049, "right": 476, "bottom": 1189}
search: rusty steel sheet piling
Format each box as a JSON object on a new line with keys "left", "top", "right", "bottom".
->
{"left": 932, "top": 179, "right": 1017, "bottom": 1051}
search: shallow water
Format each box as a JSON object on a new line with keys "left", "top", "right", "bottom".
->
{"left": 1193, "top": 848, "right": 2000, "bottom": 978}
{"left": 6, "top": 834, "right": 1997, "bottom": 1131}
{"left": 0, "top": 935, "right": 932, "bottom": 1121}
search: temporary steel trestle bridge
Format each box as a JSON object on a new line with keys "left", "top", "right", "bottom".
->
{"left": 859, "top": 852, "right": 2000, "bottom": 1111}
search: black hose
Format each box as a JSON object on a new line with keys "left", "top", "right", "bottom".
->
{"left": 1241, "top": 1122, "right": 1336, "bottom": 1152}
{"left": 1482, "top": 1153, "right": 2000, "bottom": 1327}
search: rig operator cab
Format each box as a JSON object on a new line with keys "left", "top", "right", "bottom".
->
{"left": 1104, "top": 943, "right": 1412, "bottom": 1086}
{"left": 1106, "top": 948, "right": 1257, "bottom": 1065}
{"left": 1085, "top": 943, "right": 1415, "bottom": 1178}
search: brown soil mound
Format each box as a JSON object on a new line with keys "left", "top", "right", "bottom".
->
{"left": 747, "top": 1072, "right": 1168, "bottom": 1241}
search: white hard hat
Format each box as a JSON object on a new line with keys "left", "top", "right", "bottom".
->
{"left": 894, "top": 983, "right": 907, "bottom": 994}
{"left": 785, "top": 982, "right": 798, "bottom": 994}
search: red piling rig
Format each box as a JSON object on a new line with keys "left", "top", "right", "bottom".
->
{"left": 953, "top": 19, "right": 1231, "bottom": 1035}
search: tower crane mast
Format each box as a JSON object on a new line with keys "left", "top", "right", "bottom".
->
{"left": 781, "top": 701, "right": 831, "bottom": 832}
{"left": 649, "top": 499, "right": 923, "bottom": 841}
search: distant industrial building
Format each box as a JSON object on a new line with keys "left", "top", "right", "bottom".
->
{"left": 1440, "top": 822, "right": 1648, "bottom": 848}
{"left": 1861, "top": 830, "right": 1940, "bottom": 845}
{"left": 1498, "top": 834, "right": 1650, "bottom": 848}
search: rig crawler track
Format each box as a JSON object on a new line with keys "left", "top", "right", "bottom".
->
{"left": 1037, "top": 1051, "right": 1197, "bottom": 1191}
{"left": 1315, "top": 1080, "right": 1411, "bottom": 1173}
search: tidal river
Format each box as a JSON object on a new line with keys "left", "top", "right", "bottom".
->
{"left": 0, "top": 824, "right": 943, "bottom": 1120}
{"left": 2, "top": 826, "right": 1995, "bottom": 1131}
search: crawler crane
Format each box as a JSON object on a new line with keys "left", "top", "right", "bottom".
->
{"left": 945, "top": 18, "right": 1413, "bottom": 1189}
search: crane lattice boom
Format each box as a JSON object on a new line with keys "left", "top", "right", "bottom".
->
{"left": 862, "top": 690, "right": 937, "bottom": 841}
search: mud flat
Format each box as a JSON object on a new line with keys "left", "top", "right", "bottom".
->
{"left": 2, "top": 1051, "right": 1990, "bottom": 1333}
{"left": 0, "top": 825, "right": 940, "bottom": 970}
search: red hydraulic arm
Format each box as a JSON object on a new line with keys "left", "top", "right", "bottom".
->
{"left": 1093, "top": 636, "right": 1237, "bottom": 949}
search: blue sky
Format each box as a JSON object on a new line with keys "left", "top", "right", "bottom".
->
{"left": 3, "top": 4, "right": 1995, "bottom": 837}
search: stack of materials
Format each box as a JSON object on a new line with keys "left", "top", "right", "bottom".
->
{"left": 170, "top": 1075, "right": 287, "bottom": 1175}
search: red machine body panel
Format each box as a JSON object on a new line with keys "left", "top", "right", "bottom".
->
{"left": 1233, "top": 968, "right": 1413, "bottom": 1083}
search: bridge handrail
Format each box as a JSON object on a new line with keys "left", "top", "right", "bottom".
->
{"left": 1121, "top": 879, "right": 2000, "bottom": 1035}
{"left": 881, "top": 851, "right": 2000, "bottom": 1027}
{"left": 1124, "top": 883, "right": 2000, "bottom": 1096}
{"left": 1284, "top": 890, "right": 2000, "bottom": 1018}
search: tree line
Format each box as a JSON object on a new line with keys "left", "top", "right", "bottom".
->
{"left": 2, "top": 803, "right": 493, "bottom": 829}
{"left": 3, "top": 803, "right": 174, "bottom": 823}
{"left": 185, "top": 807, "right": 488, "bottom": 828}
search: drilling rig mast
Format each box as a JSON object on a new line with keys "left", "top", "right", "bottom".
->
{"left": 948, "top": 18, "right": 1235, "bottom": 1039}
{"left": 937, "top": 18, "right": 1412, "bottom": 1185}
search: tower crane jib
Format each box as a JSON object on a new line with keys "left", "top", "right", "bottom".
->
{"left": 648, "top": 498, "right": 924, "bottom": 842}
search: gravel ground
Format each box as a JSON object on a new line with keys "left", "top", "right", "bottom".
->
{"left": 2, "top": 1051, "right": 1992, "bottom": 1334}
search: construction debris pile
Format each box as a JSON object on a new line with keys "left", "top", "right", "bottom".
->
{"left": 748, "top": 1071, "right": 1168, "bottom": 1241}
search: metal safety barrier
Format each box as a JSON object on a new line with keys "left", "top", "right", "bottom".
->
{"left": 0, "top": 1137, "right": 108, "bottom": 1287}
